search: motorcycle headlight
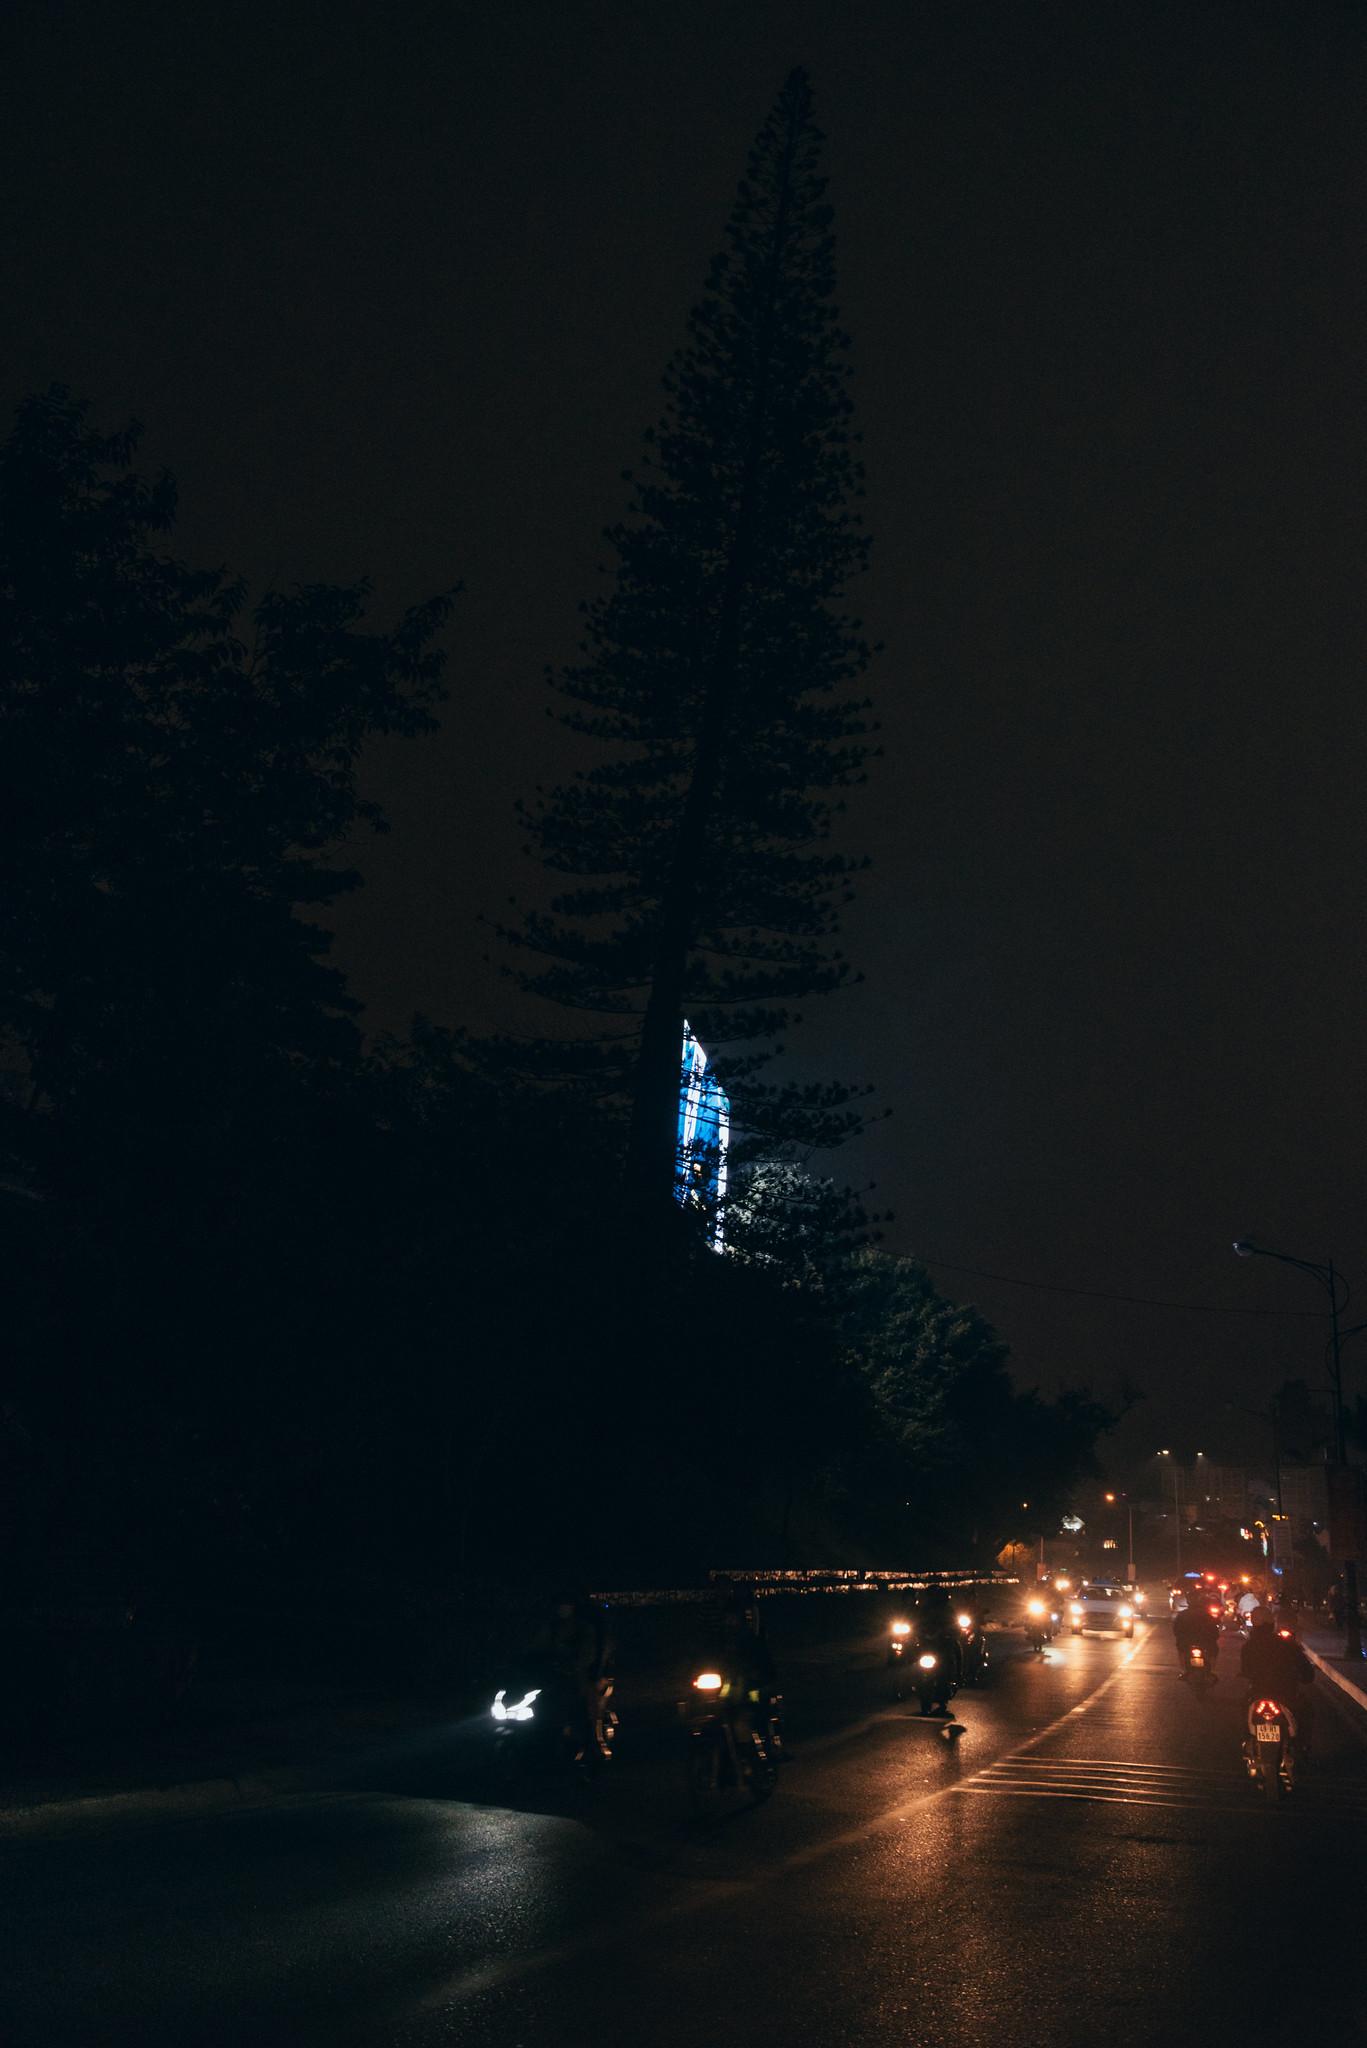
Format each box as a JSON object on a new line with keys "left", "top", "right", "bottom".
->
{"left": 1028, "top": 1600, "right": 1046, "bottom": 1618}
{"left": 917, "top": 1653, "right": 938, "bottom": 1670}
{"left": 692, "top": 1671, "right": 723, "bottom": 1693}
{"left": 956, "top": 1613, "right": 972, "bottom": 1632}
{"left": 491, "top": 1687, "right": 540, "bottom": 1723}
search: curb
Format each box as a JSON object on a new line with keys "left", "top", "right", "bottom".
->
{"left": 1304, "top": 1647, "right": 1367, "bottom": 1717}
{"left": 0, "top": 1766, "right": 317, "bottom": 1839}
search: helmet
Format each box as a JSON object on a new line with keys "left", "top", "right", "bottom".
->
{"left": 1249, "top": 1605, "right": 1274, "bottom": 1629}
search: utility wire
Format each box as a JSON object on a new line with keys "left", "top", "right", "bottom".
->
{"left": 919, "top": 1257, "right": 1326, "bottom": 1319}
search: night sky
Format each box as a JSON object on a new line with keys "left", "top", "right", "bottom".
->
{"left": 9, "top": 1, "right": 1367, "bottom": 1468}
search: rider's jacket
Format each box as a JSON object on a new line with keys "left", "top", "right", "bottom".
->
{"left": 1173, "top": 1605, "right": 1219, "bottom": 1655}
{"left": 1240, "top": 1629, "right": 1312, "bottom": 1696}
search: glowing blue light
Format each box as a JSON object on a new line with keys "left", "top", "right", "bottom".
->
{"left": 676, "top": 1021, "right": 729, "bottom": 1249}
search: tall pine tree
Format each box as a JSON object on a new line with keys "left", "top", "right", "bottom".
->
{"left": 503, "top": 69, "right": 879, "bottom": 1214}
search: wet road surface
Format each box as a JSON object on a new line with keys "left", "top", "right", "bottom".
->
{"left": 4, "top": 1619, "right": 1366, "bottom": 2045}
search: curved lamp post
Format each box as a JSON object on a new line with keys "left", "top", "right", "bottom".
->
{"left": 1233, "top": 1240, "right": 1363, "bottom": 1659}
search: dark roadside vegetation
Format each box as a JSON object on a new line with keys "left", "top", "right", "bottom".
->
{"left": 0, "top": 390, "right": 1109, "bottom": 1782}
{"left": 1, "top": 79, "right": 1117, "bottom": 1782}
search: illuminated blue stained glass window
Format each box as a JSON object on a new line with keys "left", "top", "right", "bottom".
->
{"left": 676, "top": 1020, "right": 729, "bottom": 1249}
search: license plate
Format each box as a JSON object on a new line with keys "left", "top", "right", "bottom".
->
{"left": 1255, "top": 1724, "right": 1282, "bottom": 1743}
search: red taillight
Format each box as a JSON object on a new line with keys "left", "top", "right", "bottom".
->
{"left": 1276, "top": 1629, "right": 1293, "bottom": 1640}
{"left": 1253, "top": 1699, "right": 1279, "bottom": 1716}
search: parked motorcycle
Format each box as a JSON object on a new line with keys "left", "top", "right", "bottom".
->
{"left": 683, "top": 1667, "right": 780, "bottom": 1815}
{"left": 1244, "top": 1694, "right": 1296, "bottom": 1802}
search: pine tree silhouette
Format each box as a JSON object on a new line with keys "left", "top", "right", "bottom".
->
{"left": 502, "top": 70, "right": 880, "bottom": 1215}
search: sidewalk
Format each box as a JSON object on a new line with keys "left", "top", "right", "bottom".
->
{"left": 1301, "top": 1628, "right": 1367, "bottom": 1716}
{"left": 0, "top": 1683, "right": 463, "bottom": 1836}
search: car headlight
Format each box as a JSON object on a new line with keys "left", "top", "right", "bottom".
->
{"left": 891, "top": 1620, "right": 912, "bottom": 1637}
{"left": 956, "top": 1613, "right": 973, "bottom": 1631}
{"left": 1070, "top": 1603, "right": 1084, "bottom": 1617}
{"left": 1118, "top": 1604, "right": 1133, "bottom": 1619}
{"left": 692, "top": 1671, "right": 724, "bottom": 1693}
{"left": 917, "top": 1653, "right": 938, "bottom": 1670}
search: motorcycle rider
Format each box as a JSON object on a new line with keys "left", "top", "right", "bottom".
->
{"left": 704, "top": 1588, "right": 783, "bottom": 1760}
{"left": 913, "top": 1587, "right": 965, "bottom": 1695}
{"left": 1173, "top": 1586, "right": 1220, "bottom": 1677}
{"left": 1240, "top": 1606, "right": 1315, "bottom": 1757}
{"left": 532, "top": 1589, "right": 615, "bottom": 1760}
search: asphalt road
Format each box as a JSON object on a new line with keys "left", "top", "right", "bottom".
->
{"left": 4, "top": 1616, "right": 1366, "bottom": 2047}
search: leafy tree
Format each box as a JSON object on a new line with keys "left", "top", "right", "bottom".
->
{"left": 0, "top": 385, "right": 453, "bottom": 1198}
{"left": 723, "top": 1159, "right": 874, "bottom": 1277}
{"left": 834, "top": 1251, "right": 1115, "bottom": 1558}
{"left": 501, "top": 69, "right": 879, "bottom": 1208}
{"left": 0, "top": 387, "right": 456, "bottom": 1629}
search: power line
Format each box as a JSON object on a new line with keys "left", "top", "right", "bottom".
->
{"left": 919, "top": 1257, "right": 1326, "bottom": 1319}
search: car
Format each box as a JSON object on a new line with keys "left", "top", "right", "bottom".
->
{"left": 1068, "top": 1584, "right": 1136, "bottom": 1638}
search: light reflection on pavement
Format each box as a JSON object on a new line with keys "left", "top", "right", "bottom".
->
{"left": 4, "top": 1623, "right": 1366, "bottom": 2047}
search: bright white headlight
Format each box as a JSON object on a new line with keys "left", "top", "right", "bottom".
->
{"left": 491, "top": 1687, "right": 540, "bottom": 1722}
{"left": 917, "top": 1653, "right": 938, "bottom": 1670}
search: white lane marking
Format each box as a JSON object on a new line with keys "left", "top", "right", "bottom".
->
{"left": 987, "top": 1759, "right": 1213, "bottom": 1774}
{"left": 977, "top": 1770, "right": 1219, "bottom": 1788}
{"left": 955, "top": 1784, "right": 1257, "bottom": 1814}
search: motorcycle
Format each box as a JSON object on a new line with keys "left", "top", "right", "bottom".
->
{"left": 1024, "top": 1597, "right": 1059, "bottom": 1653}
{"left": 956, "top": 1607, "right": 993, "bottom": 1685}
{"left": 888, "top": 1617, "right": 914, "bottom": 1697}
{"left": 1245, "top": 1694, "right": 1296, "bottom": 1802}
{"left": 907, "top": 1644, "right": 959, "bottom": 1717}
{"left": 1181, "top": 1642, "right": 1216, "bottom": 1688}
{"left": 489, "top": 1658, "right": 616, "bottom": 1783}
{"left": 683, "top": 1667, "right": 780, "bottom": 1815}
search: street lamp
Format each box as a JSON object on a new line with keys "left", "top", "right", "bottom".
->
{"left": 1103, "top": 1491, "right": 1137, "bottom": 1583}
{"left": 1156, "top": 1450, "right": 1181, "bottom": 1574}
{"left": 1232, "top": 1239, "right": 1363, "bottom": 1659}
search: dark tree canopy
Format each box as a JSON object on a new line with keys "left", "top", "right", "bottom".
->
{"left": 834, "top": 1250, "right": 1117, "bottom": 1557}
{"left": 0, "top": 386, "right": 453, "bottom": 1196}
{"left": 500, "top": 69, "right": 879, "bottom": 1205}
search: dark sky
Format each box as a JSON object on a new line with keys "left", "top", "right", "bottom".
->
{"left": 8, "top": 0, "right": 1367, "bottom": 1471}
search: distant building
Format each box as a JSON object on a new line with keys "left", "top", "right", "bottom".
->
{"left": 1189, "top": 1463, "right": 1249, "bottom": 1521}
{"left": 1278, "top": 1461, "right": 1329, "bottom": 1526}
{"left": 676, "top": 1021, "right": 729, "bottom": 1250}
